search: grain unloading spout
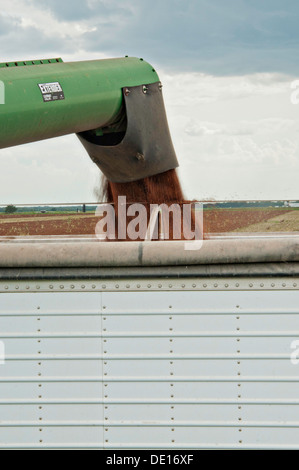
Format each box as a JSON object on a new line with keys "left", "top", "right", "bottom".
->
{"left": 78, "top": 81, "right": 178, "bottom": 183}
{"left": 0, "top": 57, "right": 178, "bottom": 182}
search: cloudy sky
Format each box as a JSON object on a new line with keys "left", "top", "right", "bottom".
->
{"left": 0, "top": 0, "right": 298, "bottom": 203}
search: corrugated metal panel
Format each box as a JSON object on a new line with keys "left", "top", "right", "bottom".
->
{"left": 100, "top": 287, "right": 299, "bottom": 449}
{"left": 0, "top": 292, "right": 104, "bottom": 449}
{"left": 0, "top": 279, "right": 299, "bottom": 449}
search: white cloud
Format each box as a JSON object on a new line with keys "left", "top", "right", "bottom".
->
{"left": 0, "top": 1, "right": 298, "bottom": 203}
{"left": 160, "top": 71, "right": 291, "bottom": 106}
{"left": 184, "top": 118, "right": 297, "bottom": 139}
{"left": 0, "top": 136, "right": 100, "bottom": 204}
{"left": 0, "top": 0, "right": 106, "bottom": 60}
{"left": 158, "top": 71, "right": 299, "bottom": 200}
{"left": 1, "top": 0, "right": 73, "bottom": 37}
{"left": 1, "top": 69, "right": 298, "bottom": 203}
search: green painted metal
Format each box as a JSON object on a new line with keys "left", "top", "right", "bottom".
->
{"left": 0, "top": 57, "right": 159, "bottom": 149}
{"left": 0, "top": 58, "right": 63, "bottom": 68}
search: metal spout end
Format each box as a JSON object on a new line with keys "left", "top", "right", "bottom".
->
{"left": 77, "top": 82, "right": 179, "bottom": 183}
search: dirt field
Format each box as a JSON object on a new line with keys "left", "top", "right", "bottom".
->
{"left": 0, "top": 208, "right": 296, "bottom": 237}
{"left": 234, "top": 210, "right": 299, "bottom": 233}
{"left": 0, "top": 213, "right": 96, "bottom": 236}
{"left": 204, "top": 208, "right": 295, "bottom": 233}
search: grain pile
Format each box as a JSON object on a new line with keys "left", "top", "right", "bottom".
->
{"left": 100, "top": 169, "right": 197, "bottom": 241}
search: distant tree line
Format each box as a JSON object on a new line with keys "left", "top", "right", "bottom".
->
{"left": 0, "top": 205, "right": 97, "bottom": 214}
{"left": 4, "top": 205, "right": 17, "bottom": 214}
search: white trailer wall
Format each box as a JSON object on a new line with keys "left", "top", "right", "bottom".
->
{"left": 0, "top": 278, "right": 299, "bottom": 449}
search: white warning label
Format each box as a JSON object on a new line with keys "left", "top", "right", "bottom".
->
{"left": 38, "top": 82, "right": 65, "bottom": 102}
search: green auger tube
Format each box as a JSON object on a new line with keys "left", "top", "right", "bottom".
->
{"left": 0, "top": 57, "right": 178, "bottom": 182}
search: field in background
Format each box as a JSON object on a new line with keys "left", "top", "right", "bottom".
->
{"left": 234, "top": 209, "right": 299, "bottom": 233}
{"left": 203, "top": 208, "right": 296, "bottom": 233}
{"left": 0, "top": 207, "right": 298, "bottom": 237}
{"left": 0, "top": 212, "right": 96, "bottom": 236}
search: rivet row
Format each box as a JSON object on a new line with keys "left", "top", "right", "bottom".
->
{"left": 0, "top": 281, "right": 298, "bottom": 292}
